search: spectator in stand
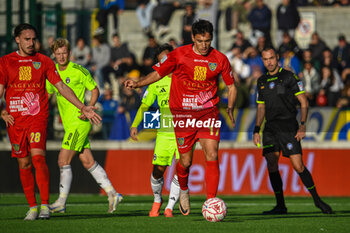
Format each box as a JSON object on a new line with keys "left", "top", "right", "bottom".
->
{"left": 71, "top": 37, "right": 91, "bottom": 67}
{"left": 332, "top": 34, "right": 350, "bottom": 75}
{"left": 90, "top": 34, "right": 111, "bottom": 90}
{"left": 247, "top": 0, "right": 272, "bottom": 47}
{"left": 302, "top": 49, "right": 321, "bottom": 72}
{"left": 152, "top": 1, "right": 181, "bottom": 38}
{"left": 277, "top": 31, "right": 302, "bottom": 60}
{"left": 276, "top": 0, "right": 300, "bottom": 46}
{"left": 45, "top": 35, "right": 55, "bottom": 59}
{"left": 300, "top": 62, "right": 320, "bottom": 106}
{"left": 99, "top": 89, "right": 118, "bottom": 139}
{"left": 336, "top": 85, "right": 350, "bottom": 108}
{"left": 279, "top": 48, "right": 301, "bottom": 76}
{"left": 256, "top": 35, "right": 272, "bottom": 55}
{"left": 220, "top": 0, "right": 253, "bottom": 37}
{"left": 136, "top": 0, "right": 157, "bottom": 36}
{"left": 182, "top": 3, "right": 196, "bottom": 45}
{"left": 141, "top": 35, "right": 159, "bottom": 76}
{"left": 321, "top": 48, "right": 337, "bottom": 69}
{"left": 333, "top": 0, "right": 350, "bottom": 6}
{"left": 320, "top": 66, "right": 344, "bottom": 106}
{"left": 101, "top": 33, "right": 131, "bottom": 86}
{"left": 96, "top": 0, "right": 124, "bottom": 33}
{"left": 308, "top": 32, "right": 327, "bottom": 64}
{"left": 230, "top": 31, "right": 252, "bottom": 53}
{"left": 168, "top": 38, "right": 179, "bottom": 49}
{"left": 195, "top": 0, "right": 219, "bottom": 48}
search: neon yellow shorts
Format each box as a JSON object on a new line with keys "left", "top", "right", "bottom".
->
{"left": 61, "top": 122, "right": 91, "bottom": 152}
{"left": 152, "top": 134, "right": 179, "bottom": 166}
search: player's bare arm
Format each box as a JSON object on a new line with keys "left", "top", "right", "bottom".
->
{"left": 226, "top": 83, "right": 237, "bottom": 128}
{"left": 253, "top": 103, "right": 266, "bottom": 147}
{"left": 54, "top": 81, "right": 102, "bottom": 124}
{"left": 295, "top": 93, "right": 309, "bottom": 141}
{"left": 130, "top": 127, "right": 138, "bottom": 141}
{"left": 125, "top": 71, "right": 163, "bottom": 89}
{"left": 0, "top": 84, "right": 4, "bottom": 98}
{"left": 79, "top": 87, "right": 100, "bottom": 120}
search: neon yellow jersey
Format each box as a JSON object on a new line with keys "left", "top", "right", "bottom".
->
{"left": 142, "top": 76, "right": 174, "bottom": 136}
{"left": 46, "top": 61, "right": 97, "bottom": 127}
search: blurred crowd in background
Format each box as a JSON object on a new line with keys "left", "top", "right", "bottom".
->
{"left": 1, "top": 0, "right": 350, "bottom": 141}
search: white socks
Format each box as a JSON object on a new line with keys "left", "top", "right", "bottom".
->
{"left": 58, "top": 165, "right": 72, "bottom": 204}
{"left": 165, "top": 175, "right": 180, "bottom": 210}
{"left": 151, "top": 175, "right": 164, "bottom": 203}
{"left": 88, "top": 162, "right": 116, "bottom": 196}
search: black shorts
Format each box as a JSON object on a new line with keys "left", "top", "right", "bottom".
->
{"left": 262, "top": 119, "right": 302, "bottom": 157}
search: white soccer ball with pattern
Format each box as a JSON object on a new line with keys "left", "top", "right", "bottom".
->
{"left": 202, "top": 197, "right": 227, "bottom": 222}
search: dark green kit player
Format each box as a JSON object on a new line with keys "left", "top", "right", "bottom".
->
{"left": 253, "top": 47, "right": 333, "bottom": 214}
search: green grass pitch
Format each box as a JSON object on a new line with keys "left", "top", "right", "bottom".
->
{"left": 0, "top": 194, "right": 349, "bottom": 233}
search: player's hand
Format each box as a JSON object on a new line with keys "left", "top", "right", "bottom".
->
{"left": 78, "top": 113, "right": 87, "bottom": 121}
{"left": 226, "top": 107, "right": 236, "bottom": 128}
{"left": 80, "top": 106, "right": 102, "bottom": 125}
{"left": 295, "top": 125, "right": 306, "bottom": 141}
{"left": 1, "top": 110, "right": 14, "bottom": 127}
{"left": 124, "top": 79, "right": 138, "bottom": 89}
{"left": 130, "top": 127, "right": 138, "bottom": 141}
{"left": 253, "top": 132, "right": 261, "bottom": 148}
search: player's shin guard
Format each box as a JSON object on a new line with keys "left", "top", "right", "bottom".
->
{"left": 165, "top": 175, "right": 180, "bottom": 210}
{"left": 151, "top": 175, "right": 164, "bottom": 203}
{"left": 205, "top": 161, "right": 219, "bottom": 199}
{"left": 59, "top": 165, "right": 73, "bottom": 203}
{"left": 298, "top": 167, "right": 321, "bottom": 203}
{"left": 88, "top": 161, "right": 116, "bottom": 195}
{"left": 176, "top": 162, "right": 189, "bottom": 191}
{"left": 32, "top": 155, "right": 50, "bottom": 205}
{"left": 268, "top": 171, "right": 285, "bottom": 207}
{"left": 19, "top": 166, "right": 37, "bottom": 207}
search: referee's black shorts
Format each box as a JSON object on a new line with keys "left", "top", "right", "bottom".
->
{"left": 262, "top": 119, "right": 302, "bottom": 157}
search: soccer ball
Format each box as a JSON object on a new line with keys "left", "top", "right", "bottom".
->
{"left": 202, "top": 197, "right": 227, "bottom": 222}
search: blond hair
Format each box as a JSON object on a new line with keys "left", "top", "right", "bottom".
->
{"left": 51, "top": 38, "right": 71, "bottom": 53}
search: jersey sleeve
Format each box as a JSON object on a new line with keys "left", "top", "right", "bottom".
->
{"left": 220, "top": 55, "right": 235, "bottom": 86}
{"left": 152, "top": 50, "right": 177, "bottom": 77}
{"left": 288, "top": 72, "right": 305, "bottom": 96}
{"left": 45, "top": 56, "right": 62, "bottom": 85}
{"left": 142, "top": 85, "right": 157, "bottom": 107}
{"left": 0, "top": 57, "right": 8, "bottom": 85}
{"left": 256, "top": 78, "right": 265, "bottom": 104}
{"left": 81, "top": 67, "right": 97, "bottom": 91}
{"left": 46, "top": 79, "right": 55, "bottom": 94}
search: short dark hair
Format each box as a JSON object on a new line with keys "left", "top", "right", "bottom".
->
{"left": 155, "top": 43, "right": 173, "bottom": 61}
{"left": 192, "top": 19, "right": 213, "bottom": 38}
{"left": 262, "top": 47, "right": 277, "bottom": 54}
{"left": 14, "top": 23, "right": 38, "bottom": 38}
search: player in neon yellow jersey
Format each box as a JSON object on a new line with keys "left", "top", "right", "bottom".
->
{"left": 47, "top": 38, "right": 122, "bottom": 214}
{"left": 130, "top": 44, "right": 179, "bottom": 217}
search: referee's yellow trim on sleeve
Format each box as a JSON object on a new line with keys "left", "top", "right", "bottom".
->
{"left": 256, "top": 100, "right": 265, "bottom": 104}
{"left": 294, "top": 91, "right": 305, "bottom": 96}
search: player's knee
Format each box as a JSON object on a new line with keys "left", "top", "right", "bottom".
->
{"left": 19, "top": 161, "right": 32, "bottom": 169}
{"left": 293, "top": 164, "right": 304, "bottom": 173}
{"left": 205, "top": 151, "right": 218, "bottom": 161}
{"left": 266, "top": 160, "right": 278, "bottom": 172}
{"left": 58, "top": 159, "right": 70, "bottom": 168}
{"left": 82, "top": 160, "right": 95, "bottom": 170}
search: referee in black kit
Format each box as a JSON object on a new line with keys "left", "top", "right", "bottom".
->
{"left": 253, "top": 47, "right": 333, "bottom": 215}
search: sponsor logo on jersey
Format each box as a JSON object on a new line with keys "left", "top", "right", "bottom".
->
{"left": 209, "top": 63, "right": 217, "bottom": 71}
{"left": 297, "top": 81, "right": 304, "bottom": 91}
{"left": 64, "top": 141, "right": 69, "bottom": 146}
{"left": 142, "top": 89, "right": 149, "bottom": 99}
{"left": 161, "top": 55, "right": 167, "bottom": 64}
{"left": 160, "top": 88, "right": 166, "bottom": 93}
{"left": 66, "top": 77, "right": 70, "bottom": 84}
{"left": 177, "top": 137, "right": 184, "bottom": 146}
{"left": 13, "top": 144, "right": 20, "bottom": 152}
{"left": 33, "top": 61, "right": 41, "bottom": 70}
{"left": 143, "top": 110, "right": 161, "bottom": 129}
{"left": 194, "top": 66, "right": 207, "bottom": 81}
{"left": 155, "top": 62, "right": 160, "bottom": 67}
{"left": 269, "top": 82, "right": 275, "bottom": 89}
{"left": 287, "top": 143, "right": 293, "bottom": 150}
{"left": 194, "top": 59, "right": 208, "bottom": 63}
